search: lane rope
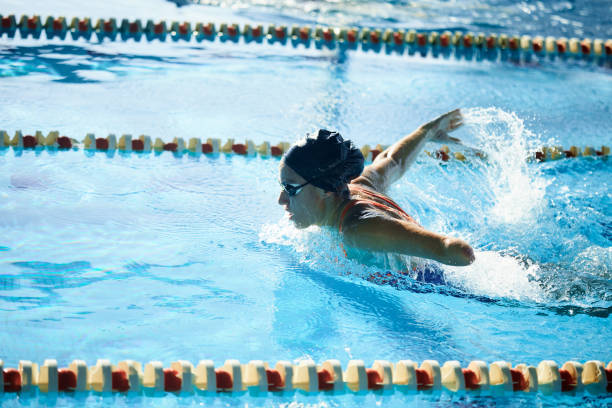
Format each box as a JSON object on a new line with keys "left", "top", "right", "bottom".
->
{"left": 1, "top": 358, "right": 611, "bottom": 395}
{"left": 1, "top": 14, "right": 611, "bottom": 64}
{"left": 0, "top": 130, "right": 609, "bottom": 164}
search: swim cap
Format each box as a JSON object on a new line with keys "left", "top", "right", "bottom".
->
{"left": 284, "top": 129, "right": 364, "bottom": 193}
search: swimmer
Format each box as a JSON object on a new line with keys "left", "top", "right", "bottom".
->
{"left": 278, "top": 109, "right": 475, "bottom": 267}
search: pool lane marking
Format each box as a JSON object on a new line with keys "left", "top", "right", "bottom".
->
{"left": 1, "top": 14, "right": 612, "bottom": 64}
{"left": 1, "top": 358, "right": 611, "bottom": 395}
{"left": 0, "top": 130, "right": 609, "bottom": 164}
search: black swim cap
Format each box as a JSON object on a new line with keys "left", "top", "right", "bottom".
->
{"left": 284, "top": 129, "right": 364, "bottom": 193}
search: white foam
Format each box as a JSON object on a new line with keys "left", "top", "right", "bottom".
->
{"left": 444, "top": 250, "right": 544, "bottom": 302}
{"left": 259, "top": 216, "right": 322, "bottom": 257}
{"left": 463, "top": 107, "right": 550, "bottom": 225}
{"left": 574, "top": 245, "right": 612, "bottom": 277}
{"left": 262, "top": 219, "right": 549, "bottom": 303}
{"left": 259, "top": 217, "right": 376, "bottom": 279}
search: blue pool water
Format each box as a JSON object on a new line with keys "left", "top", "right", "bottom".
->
{"left": 1, "top": 0, "right": 611, "bottom": 406}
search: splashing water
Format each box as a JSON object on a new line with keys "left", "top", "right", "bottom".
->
{"left": 261, "top": 216, "right": 546, "bottom": 303}
{"left": 444, "top": 251, "right": 543, "bottom": 302}
{"left": 260, "top": 216, "right": 358, "bottom": 273}
{"left": 261, "top": 107, "right": 609, "bottom": 314}
{"left": 261, "top": 108, "right": 549, "bottom": 302}
{"left": 463, "top": 107, "right": 550, "bottom": 225}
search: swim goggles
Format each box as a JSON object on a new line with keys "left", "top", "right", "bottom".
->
{"left": 279, "top": 180, "right": 310, "bottom": 197}
{"left": 279, "top": 166, "right": 336, "bottom": 196}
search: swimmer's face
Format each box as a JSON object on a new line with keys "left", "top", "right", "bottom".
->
{"left": 278, "top": 161, "right": 325, "bottom": 229}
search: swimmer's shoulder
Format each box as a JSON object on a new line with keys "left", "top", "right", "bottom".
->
{"left": 338, "top": 197, "right": 396, "bottom": 232}
{"left": 349, "top": 176, "right": 379, "bottom": 192}
{"left": 341, "top": 184, "right": 420, "bottom": 231}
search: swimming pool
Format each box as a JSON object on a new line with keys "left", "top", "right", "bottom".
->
{"left": 1, "top": 0, "right": 611, "bottom": 406}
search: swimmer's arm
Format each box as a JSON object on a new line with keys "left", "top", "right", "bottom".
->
{"left": 342, "top": 216, "right": 475, "bottom": 266}
{"left": 353, "top": 109, "right": 463, "bottom": 192}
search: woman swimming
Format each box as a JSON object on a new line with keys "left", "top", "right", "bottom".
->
{"left": 278, "top": 109, "right": 475, "bottom": 268}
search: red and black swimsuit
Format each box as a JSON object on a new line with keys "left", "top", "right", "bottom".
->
{"left": 338, "top": 184, "right": 419, "bottom": 234}
{"left": 337, "top": 184, "right": 446, "bottom": 286}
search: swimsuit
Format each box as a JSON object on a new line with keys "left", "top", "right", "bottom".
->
{"left": 338, "top": 185, "right": 418, "bottom": 234}
{"left": 337, "top": 184, "right": 446, "bottom": 286}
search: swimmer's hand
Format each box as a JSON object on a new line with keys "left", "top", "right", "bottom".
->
{"left": 442, "top": 237, "right": 475, "bottom": 266}
{"left": 422, "top": 109, "right": 464, "bottom": 145}
{"left": 422, "top": 109, "right": 485, "bottom": 156}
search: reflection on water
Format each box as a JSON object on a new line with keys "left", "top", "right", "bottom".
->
{"left": 0, "top": 44, "right": 179, "bottom": 83}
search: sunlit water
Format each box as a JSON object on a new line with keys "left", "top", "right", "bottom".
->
{"left": 0, "top": 0, "right": 611, "bottom": 407}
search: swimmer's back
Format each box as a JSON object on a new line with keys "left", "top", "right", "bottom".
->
{"left": 338, "top": 183, "right": 419, "bottom": 233}
{"left": 339, "top": 185, "right": 447, "bottom": 285}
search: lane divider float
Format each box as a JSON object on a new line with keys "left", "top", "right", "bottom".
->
{"left": 533, "top": 145, "right": 610, "bottom": 161}
{"left": 0, "top": 130, "right": 609, "bottom": 164}
{"left": 1, "top": 359, "right": 611, "bottom": 396}
{"left": 1, "top": 14, "right": 611, "bottom": 64}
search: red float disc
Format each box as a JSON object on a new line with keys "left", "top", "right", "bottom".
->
{"left": 163, "top": 142, "right": 178, "bottom": 152}
{"left": 462, "top": 369, "right": 479, "bottom": 390}
{"left": 317, "top": 369, "right": 334, "bottom": 391}
{"left": 215, "top": 370, "right": 233, "bottom": 390}
{"left": 131, "top": 139, "right": 144, "bottom": 151}
{"left": 510, "top": 368, "right": 529, "bottom": 391}
{"left": 163, "top": 369, "right": 181, "bottom": 392}
{"left": 23, "top": 135, "right": 37, "bottom": 148}
{"left": 95, "top": 138, "right": 109, "bottom": 150}
{"left": 58, "top": 369, "right": 77, "bottom": 391}
{"left": 3, "top": 369, "right": 22, "bottom": 392}
{"left": 415, "top": 368, "right": 433, "bottom": 390}
{"left": 201, "top": 143, "right": 213, "bottom": 153}
{"left": 366, "top": 369, "right": 383, "bottom": 390}
{"left": 266, "top": 369, "right": 283, "bottom": 391}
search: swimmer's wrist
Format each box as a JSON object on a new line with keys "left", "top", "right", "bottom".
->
{"left": 418, "top": 124, "right": 433, "bottom": 139}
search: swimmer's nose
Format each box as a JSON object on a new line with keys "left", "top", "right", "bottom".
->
{"left": 278, "top": 190, "right": 289, "bottom": 206}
